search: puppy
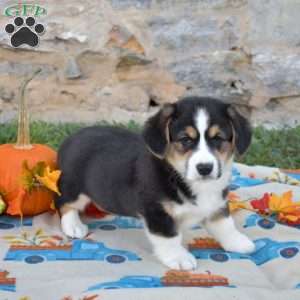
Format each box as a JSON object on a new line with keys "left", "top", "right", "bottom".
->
{"left": 55, "top": 96, "right": 255, "bottom": 270}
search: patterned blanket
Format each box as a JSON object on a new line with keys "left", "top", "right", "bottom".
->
{"left": 1, "top": 163, "right": 300, "bottom": 300}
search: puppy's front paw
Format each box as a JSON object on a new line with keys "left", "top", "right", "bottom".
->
{"left": 159, "top": 247, "right": 197, "bottom": 270}
{"left": 222, "top": 233, "right": 255, "bottom": 254}
{"left": 61, "top": 211, "right": 88, "bottom": 239}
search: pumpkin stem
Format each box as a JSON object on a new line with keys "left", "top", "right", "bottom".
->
{"left": 15, "top": 68, "right": 42, "bottom": 150}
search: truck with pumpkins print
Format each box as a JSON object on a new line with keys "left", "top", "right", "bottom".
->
{"left": 189, "top": 237, "right": 300, "bottom": 265}
{"left": 4, "top": 239, "right": 141, "bottom": 264}
{"left": 87, "top": 270, "right": 233, "bottom": 291}
{"left": 0, "top": 270, "right": 16, "bottom": 292}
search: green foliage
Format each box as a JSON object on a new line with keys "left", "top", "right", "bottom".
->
{"left": 238, "top": 126, "right": 300, "bottom": 169}
{"left": 0, "top": 121, "right": 299, "bottom": 168}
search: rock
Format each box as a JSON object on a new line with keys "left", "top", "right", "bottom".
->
{"left": 109, "top": 0, "right": 152, "bottom": 9}
{"left": 247, "top": 0, "right": 300, "bottom": 49}
{"left": 252, "top": 96, "right": 300, "bottom": 128}
{"left": 0, "top": 0, "right": 299, "bottom": 127}
{"left": 252, "top": 52, "right": 300, "bottom": 98}
{"left": 117, "top": 54, "right": 152, "bottom": 68}
{"left": 0, "top": 62, "right": 55, "bottom": 78}
{"left": 117, "top": 64, "right": 186, "bottom": 103}
{"left": 106, "top": 25, "right": 145, "bottom": 55}
{"left": 149, "top": 15, "right": 238, "bottom": 54}
{"left": 168, "top": 51, "right": 251, "bottom": 104}
{"left": 64, "top": 57, "right": 82, "bottom": 79}
{"left": 0, "top": 86, "right": 14, "bottom": 102}
{"left": 97, "top": 84, "right": 150, "bottom": 112}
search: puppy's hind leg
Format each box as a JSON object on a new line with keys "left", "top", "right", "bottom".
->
{"left": 57, "top": 194, "right": 90, "bottom": 239}
{"left": 144, "top": 204, "right": 197, "bottom": 270}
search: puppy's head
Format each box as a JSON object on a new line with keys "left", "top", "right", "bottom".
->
{"left": 143, "top": 97, "right": 251, "bottom": 182}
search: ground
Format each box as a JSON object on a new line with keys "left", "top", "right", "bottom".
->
{"left": 0, "top": 121, "right": 299, "bottom": 169}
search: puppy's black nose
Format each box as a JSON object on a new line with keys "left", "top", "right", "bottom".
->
{"left": 196, "top": 163, "right": 213, "bottom": 176}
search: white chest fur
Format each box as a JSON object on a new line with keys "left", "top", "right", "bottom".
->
{"left": 167, "top": 164, "right": 232, "bottom": 229}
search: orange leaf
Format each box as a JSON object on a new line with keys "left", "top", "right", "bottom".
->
{"left": 35, "top": 166, "right": 61, "bottom": 195}
{"left": 269, "top": 191, "right": 300, "bottom": 214}
{"left": 228, "top": 200, "right": 250, "bottom": 213}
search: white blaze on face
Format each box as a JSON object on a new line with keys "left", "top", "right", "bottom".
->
{"left": 186, "top": 109, "right": 219, "bottom": 181}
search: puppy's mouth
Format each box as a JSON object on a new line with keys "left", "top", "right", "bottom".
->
{"left": 199, "top": 174, "right": 221, "bottom": 181}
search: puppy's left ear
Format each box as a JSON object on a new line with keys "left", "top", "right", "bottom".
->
{"left": 142, "top": 103, "right": 176, "bottom": 159}
{"left": 227, "top": 105, "right": 252, "bottom": 155}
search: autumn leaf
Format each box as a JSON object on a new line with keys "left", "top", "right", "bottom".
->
{"left": 228, "top": 192, "right": 240, "bottom": 202}
{"left": 35, "top": 166, "right": 61, "bottom": 195}
{"left": 269, "top": 191, "right": 300, "bottom": 214}
{"left": 32, "top": 161, "right": 47, "bottom": 177}
{"left": 51, "top": 235, "right": 64, "bottom": 241}
{"left": 0, "top": 195, "right": 6, "bottom": 214}
{"left": 2, "top": 235, "right": 17, "bottom": 240}
{"left": 35, "top": 228, "right": 44, "bottom": 237}
{"left": 21, "top": 160, "right": 36, "bottom": 192}
{"left": 8, "top": 240, "right": 29, "bottom": 244}
{"left": 279, "top": 213, "right": 299, "bottom": 222}
{"left": 250, "top": 193, "right": 270, "bottom": 213}
{"left": 83, "top": 295, "right": 99, "bottom": 300}
{"left": 228, "top": 200, "right": 250, "bottom": 213}
{"left": 40, "top": 240, "right": 58, "bottom": 247}
{"left": 21, "top": 231, "right": 28, "bottom": 240}
{"left": 228, "top": 192, "right": 251, "bottom": 213}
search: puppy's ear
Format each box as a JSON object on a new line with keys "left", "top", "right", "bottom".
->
{"left": 143, "top": 103, "right": 176, "bottom": 158}
{"left": 227, "top": 105, "right": 252, "bottom": 155}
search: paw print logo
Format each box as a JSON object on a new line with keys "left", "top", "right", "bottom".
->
{"left": 5, "top": 16, "right": 45, "bottom": 48}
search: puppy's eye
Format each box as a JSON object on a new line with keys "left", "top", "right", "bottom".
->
{"left": 211, "top": 134, "right": 226, "bottom": 142}
{"left": 178, "top": 136, "right": 193, "bottom": 146}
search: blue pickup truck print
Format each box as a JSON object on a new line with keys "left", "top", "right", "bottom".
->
{"left": 190, "top": 238, "right": 300, "bottom": 265}
{"left": 0, "top": 270, "right": 16, "bottom": 292}
{"left": 0, "top": 215, "right": 32, "bottom": 229}
{"left": 88, "top": 216, "right": 143, "bottom": 230}
{"left": 4, "top": 239, "right": 141, "bottom": 264}
{"left": 86, "top": 270, "right": 233, "bottom": 291}
{"left": 244, "top": 214, "right": 276, "bottom": 229}
{"left": 87, "top": 275, "right": 163, "bottom": 290}
{"left": 244, "top": 213, "right": 300, "bottom": 230}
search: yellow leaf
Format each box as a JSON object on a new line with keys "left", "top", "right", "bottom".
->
{"left": 269, "top": 191, "right": 300, "bottom": 214}
{"left": 0, "top": 196, "right": 6, "bottom": 214}
{"left": 21, "top": 232, "right": 28, "bottom": 240}
{"left": 229, "top": 200, "right": 251, "bottom": 213}
{"left": 3, "top": 235, "right": 19, "bottom": 240}
{"left": 35, "top": 166, "right": 61, "bottom": 195}
{"left": 35, "top": 228, "right": 44, "bottom": 237}
{"left": 8, "top": 240, "right": 28, "bottom": 244}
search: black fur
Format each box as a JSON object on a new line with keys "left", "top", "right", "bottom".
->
{"left": 227, "top": 106, "right": 252, "bottom": 155}
{"left": 144, "top": 203, "right": 178, "bottom": 237}
{"left": 222, "top": 187, "right": 229, "bottom": 200}
{"left": 142, "top": 103, "right": 176, "bottom": 157}
{"left": 56, "top": 97, "right": 251, "bottom": 237}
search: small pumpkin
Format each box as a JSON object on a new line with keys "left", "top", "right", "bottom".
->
{"left": 0, "top": 69, "right": 57, "bottom": 216}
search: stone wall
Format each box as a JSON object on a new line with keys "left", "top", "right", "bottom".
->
{"left": 0, "top": 0, "right": 300, "bottom": 127}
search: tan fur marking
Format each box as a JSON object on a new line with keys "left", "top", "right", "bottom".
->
{"left": 166, "top": 143, "right": 192, "bottom": 171}
{"left": 208, "top": 125, "right": 221, "bottom": 138}
{"left": 185, "top": 126, "right": 197, "bottom": 139}
{"left": 214, "top": 141, "right": 234, "bottom": 163}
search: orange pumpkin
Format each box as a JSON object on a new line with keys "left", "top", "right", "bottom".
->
{"left": 0, "top": 144, "right": 57, "bottom": 216}
{"left": 0, "top": 69, "right": 58, "bottom": 216}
